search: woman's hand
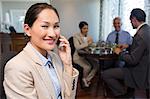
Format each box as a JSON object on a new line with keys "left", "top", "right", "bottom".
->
{"left": 57, "top": 35, "right": 73, "bottom": 75}
{"left": 87, "top": 36, "right": 93, "bottom": 45}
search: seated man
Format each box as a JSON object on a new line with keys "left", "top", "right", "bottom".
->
{"left": 106, "top": 17, "right": 133, "bottom": 68}
{"left": 102, "top": 8, "right": 150, "bottom": 98}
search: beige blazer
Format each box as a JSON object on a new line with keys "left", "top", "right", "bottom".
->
{"left": 73, "top": 33, "right": 90, "bottom": 61}
{"left": 3, "top": 42, "right": 79, "bottom": 99}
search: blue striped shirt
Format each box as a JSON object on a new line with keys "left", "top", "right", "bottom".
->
{"left": 106, "top": 30, "right": 133, "bottom": 45}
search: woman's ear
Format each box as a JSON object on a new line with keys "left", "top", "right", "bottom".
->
{"left": 24, "top": 24, "right": 31, "bottom": 37}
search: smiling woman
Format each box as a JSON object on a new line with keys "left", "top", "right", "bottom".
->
{"left": 3, "top": 3, "right": 79, "bottom": 99}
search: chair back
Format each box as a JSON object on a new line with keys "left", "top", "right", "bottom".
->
{"left": 68, "top": 36, "right": 75, "bottom": 58}
{"left": 0, "top": 51, "right": 17, "bottom": 98}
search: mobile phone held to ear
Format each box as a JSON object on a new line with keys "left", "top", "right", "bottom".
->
{"left": 56, "top": 37, "right": 61, "bottom": 46}
{"left": 57, "top": 37, "right": 64, "bottom": 50}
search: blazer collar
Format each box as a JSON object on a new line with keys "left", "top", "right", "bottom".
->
{"left": 136, "top": 22, "right": 146, "bottom": 32}
{"left": 23, "top": 42, "right": 45, "bottom": 66}
{"left": 135, "top": 23, "right": 147, "bottom": 36}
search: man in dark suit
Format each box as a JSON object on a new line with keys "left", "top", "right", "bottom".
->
{"left": 102, "top": 8, "right": 150, "bottom": 98}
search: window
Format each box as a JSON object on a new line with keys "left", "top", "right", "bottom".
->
{"left": 120, "top": 0, "right": 144, "bottom": 36}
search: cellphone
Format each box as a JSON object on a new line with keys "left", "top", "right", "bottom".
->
{"left": 57, "top": 37, "right": 64, "bottom": 50}
{"left": 56, "top": 37, "right": 61, "bottom": 46}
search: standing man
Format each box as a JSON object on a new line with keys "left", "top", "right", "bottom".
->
{"left": 102, "top": 8, "right": 150, "bottom": 98}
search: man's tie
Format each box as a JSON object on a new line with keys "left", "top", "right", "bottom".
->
{"left": 115, "top": 32, "right": 119, "bottom": 44}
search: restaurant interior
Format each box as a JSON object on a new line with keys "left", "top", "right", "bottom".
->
{"left": 0, "top": 0, "right": 150, "bottom": 99}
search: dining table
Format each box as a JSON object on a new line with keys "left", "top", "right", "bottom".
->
{"left": 78, "top": 46, "right": 118, "bottom": 97}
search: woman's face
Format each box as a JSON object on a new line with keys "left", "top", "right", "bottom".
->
{"left": 81, "top": 25, "right": 88, "bottom": 36}
{"left": 24, "top": 9, "right": 60, "bottom": 55}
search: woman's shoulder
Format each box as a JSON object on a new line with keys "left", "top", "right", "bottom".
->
{"left": 73, "top": 33, "right": 80, "bottom": 37}
{"left": 5, "top": 51, "right": 31, "bottom": 71}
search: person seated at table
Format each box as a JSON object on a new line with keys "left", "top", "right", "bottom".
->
{"left": 73, "top": 21, "right": 97, "bottom": 87}
{"left": 107, "top": 17, "right": 132, "bottom": 46}
{"left": 106, "top": 17, "right": 133, "bottom": 68}
{"left": 102, "top": 8, "right": 150, "bottom": 98}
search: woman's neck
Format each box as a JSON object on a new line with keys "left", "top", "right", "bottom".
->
{"left": 81, "top": 33, "right": 87, "bottom": 37}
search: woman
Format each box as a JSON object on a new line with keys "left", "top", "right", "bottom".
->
{"left": 73, "top": 21, "right": 97, "bottom": 87}
{"left": 3, "top": 3, "right": 78, "bottom": 99}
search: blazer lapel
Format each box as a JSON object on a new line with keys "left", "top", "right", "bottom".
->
{"left": 79, "top": 33, "right": 84, "bottom": 43}
{"left": 35, "top": 64, "right": 57, "bottom": 99}
{"left": 23, "top": 43, "right": 57, "bottom": 99}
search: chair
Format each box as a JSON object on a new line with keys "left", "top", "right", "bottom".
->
{"left": 9, "top": 26, "right": 17, "bottom": 33}
{"left": 0, "top": 51, "right": 17, "bottom": 99}
{"left": 68, "top": 36, "right": 84, "bottom": 88}
{"left": 68, "top": 36, "right": 75, "bottom": 57}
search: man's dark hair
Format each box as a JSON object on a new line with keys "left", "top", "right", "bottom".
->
{"left": 130, "top": 8, "right": 146, "bottom": 22}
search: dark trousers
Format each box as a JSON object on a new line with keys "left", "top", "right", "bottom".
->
{"left": 102, "top": 68, "right": 126, "bottom": 96}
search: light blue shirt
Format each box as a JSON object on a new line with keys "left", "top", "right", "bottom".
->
{"left": 106, "top": 30, "right": 133, "bottom": 45}
{"left": 30, "top": 44, "right": 61, "bottom": 99}
{"left": 106, "top": 30, "right": 132, "bottom": 68}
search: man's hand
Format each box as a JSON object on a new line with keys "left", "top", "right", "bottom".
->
{"left": 114, "top": 47, "right": 122, "bottom": 55}
{"left": 118, "top": 44, "right": 129, "bottom": 50}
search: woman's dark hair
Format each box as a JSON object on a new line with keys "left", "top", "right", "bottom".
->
{"left": 24, "top": 3, "right": 59, "bottom": 27}
{"left": 130, "top": 8, "right": 146, "bottom": 22}
{"left": 79, "top": 21, "right": 88, "bottom": 29}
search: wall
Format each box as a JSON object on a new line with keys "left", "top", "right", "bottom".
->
{"left": 0, "top": 0, "right": 50, "bottom": 33}
{"left": 2, "top": 1, "right": 35, "bottom": 32}
{"left": 51, "top": 0, "right": 100, "bottom": 42}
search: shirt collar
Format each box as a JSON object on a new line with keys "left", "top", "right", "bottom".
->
{"left": 115, "top": 30, "right": 122, "bottom": 34}
{"left": 29, "top": 42, "right": 51, "bottom": 66}
{"left": 136, "top": 22, "right": 146, "bottom": 32}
